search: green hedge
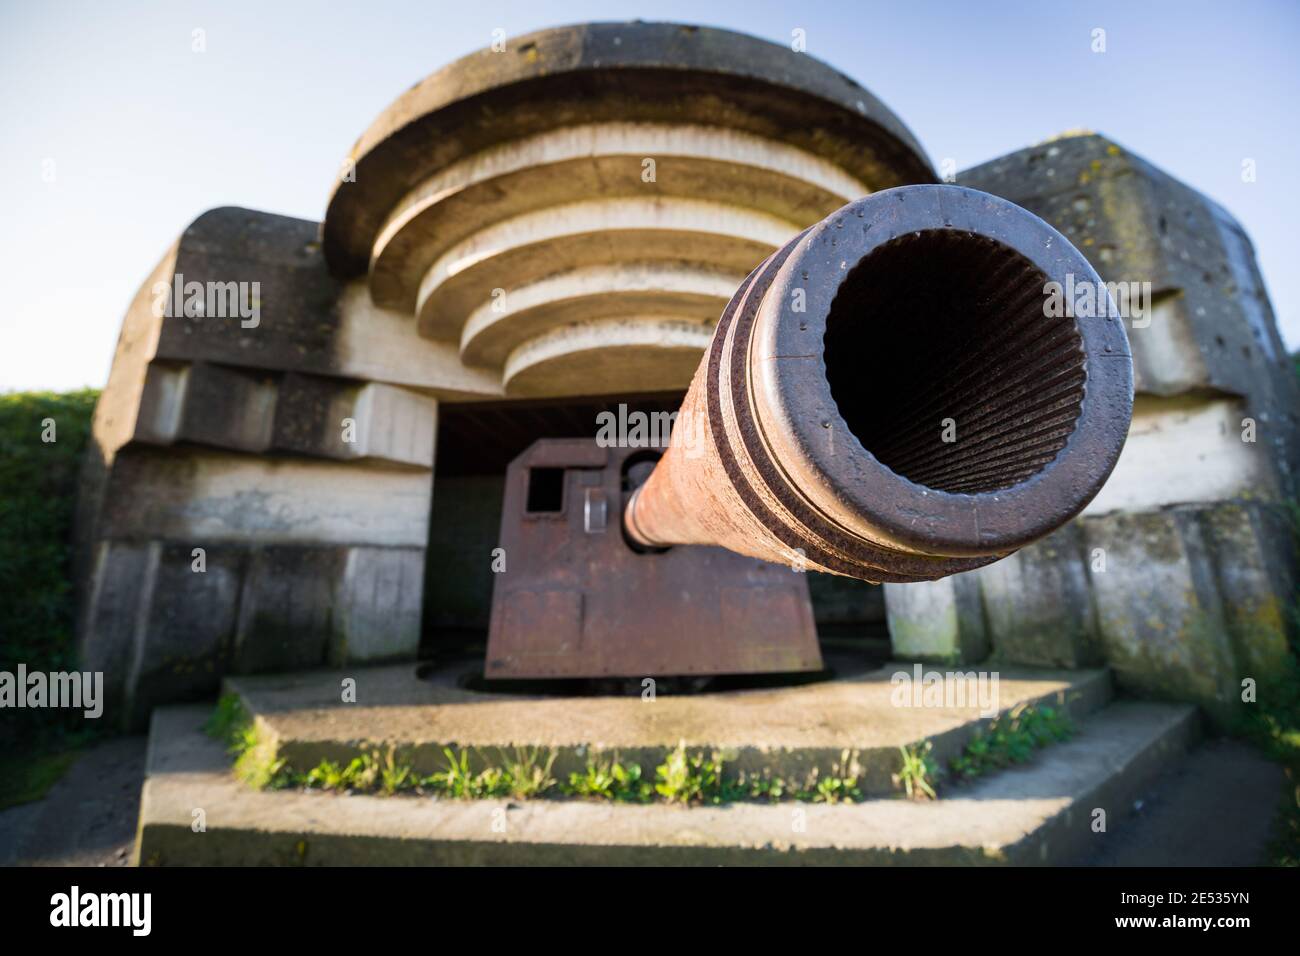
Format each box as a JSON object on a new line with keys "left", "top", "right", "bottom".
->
{"left": 0, "top": 389, "right": 99, "bottom": 752}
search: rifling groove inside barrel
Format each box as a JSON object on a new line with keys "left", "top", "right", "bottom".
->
{"left": 824, "top": 230, "right": 1087, "bottom": 495}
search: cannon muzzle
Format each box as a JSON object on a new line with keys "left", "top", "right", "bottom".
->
{"left": 624, "top": 185, "right": 1134, "bottom": 583}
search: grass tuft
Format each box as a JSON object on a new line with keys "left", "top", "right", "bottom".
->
{"left": 564, "top": 755, "right": 653, "bottom": 802}
{"left": 894, "top": 741, "right": 939, "bottom": 800}
{"left": 204, "top": 693, "right": 289, "bottom": 789}
{"left": 949, "top": 703, "right": 1075, "bottom": 784}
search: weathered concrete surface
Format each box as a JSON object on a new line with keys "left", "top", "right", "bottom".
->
{"left": 883, "top": 574, "right": 988, "bottom": 665}
{"left": 1084, "top": 394, "right": 1276, "bottom": 515}
{"left": 886, "top": 501, "right": 1296, "bottom": 722}
{"left": 77, "top": 206, "right": 470, "bottom": 730}
{"left": 135, "top": 699, "right": 1195, "bottom": 866}
{"left": 1080, "top": 737, "right": 1284, "bottom": 866}
{"left": 114, "top": 209, "right": 500, "bottom": 397}
{"left": 1081, "top": 504, "right": 1298, "bottom": 724}
{"left": 324, "top": 22, "right": 934, "bottom": 278}
{"left": 0, "top": 737, "right": 146, "bottom": 867}
{"left": 81, "top": 537, "right": 429, "bottom": 728}
{"left": 960, "top": 131, "right": 1299, "bottom": 499}
{"left": 974, "top": 523, "right": 1100, "bottom": 669}
{"left": 1200, "top": 502, "right": 1298, "bottom": 680}
{"left": 98, "top": 448, "right": 432, "bottom": 547}
{"left": 225, "top": 661, "right": 1112, "bottom": 796}
{"left": 1083, "top": 510, "right": 1237, "bottom": 714}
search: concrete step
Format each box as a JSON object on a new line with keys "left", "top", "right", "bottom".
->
{"left": 1077, "top": 737, "right": 1285, "bottom": 866}
{"left": 135, "top": 697, "right": 1197, "bottom": 865}
{"left": 224, "top": 660, "right": 1113, "bottom": 797}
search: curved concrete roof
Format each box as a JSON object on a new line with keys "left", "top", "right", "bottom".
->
{"left": 322, "top": 20, "right": 934, "bottom": 277}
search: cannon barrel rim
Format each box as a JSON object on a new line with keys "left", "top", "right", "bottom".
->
{"left": 752, "top": 185, "right": 1134, "bottom": 557}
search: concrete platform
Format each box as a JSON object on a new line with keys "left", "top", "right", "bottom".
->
{"left": 135, "top": 698, "right": 1198, "bottom": 865}
{"left": 1081, "top": 738, "right": 1285, "bottom": 866}
{"left": 225, "top": 660, "right": 1114, "bottom": 795}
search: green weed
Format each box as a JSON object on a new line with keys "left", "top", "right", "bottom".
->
{"left": 894, "top": 741, "right": 939, "bottom": 800}
{"left": 949, "top": 703, "right": 1075, "bottom": 783}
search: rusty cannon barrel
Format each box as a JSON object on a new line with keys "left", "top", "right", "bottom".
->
{"left": 624, "top": 184, "right": 1134, "bottom": 583}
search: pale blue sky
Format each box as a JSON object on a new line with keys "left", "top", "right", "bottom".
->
{"left": 2, "top": 0, "right": 1297, "bottom": 391}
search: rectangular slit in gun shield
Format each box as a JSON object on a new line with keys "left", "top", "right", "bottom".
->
{"left": 525, "top": 467, "right": 566, "bottom": 514}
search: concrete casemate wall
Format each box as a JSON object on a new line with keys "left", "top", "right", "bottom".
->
{"left": 75, "top": 209, "right": 495, "bottom": 729}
